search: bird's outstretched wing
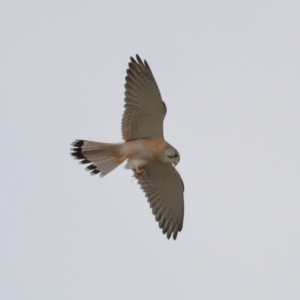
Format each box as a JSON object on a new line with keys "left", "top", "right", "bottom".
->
{"left": 137, "top": 163, "right": 184, "bottom": 240}
{"left": 122, "top": 55, "right": 167, "bottom": 141}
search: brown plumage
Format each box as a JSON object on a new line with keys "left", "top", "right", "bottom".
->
{"left": 70, "top": 55, "right": 184, "bottom": 240}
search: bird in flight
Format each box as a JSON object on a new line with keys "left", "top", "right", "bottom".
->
{"left": 70, "top": 55, "right": 184, "bottom": 240}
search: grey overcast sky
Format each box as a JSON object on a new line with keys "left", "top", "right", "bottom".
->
{"left": 1, "top": 1, "right": 300, "bottom": 299}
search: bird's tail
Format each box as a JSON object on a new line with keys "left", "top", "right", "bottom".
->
{"left": 70, "top": 140, "right": 124, "bottom": 177}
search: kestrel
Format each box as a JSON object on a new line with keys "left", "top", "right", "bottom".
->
{"left": 70, "top": 55, "right": 184, "bottom": 240}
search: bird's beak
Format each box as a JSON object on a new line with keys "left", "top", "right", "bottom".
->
{"left": 173, "top": 157, "right": 179, "bottom": 167}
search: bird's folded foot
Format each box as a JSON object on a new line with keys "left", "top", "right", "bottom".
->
{"left": 133, "top": 168, "right": 146, "bottom": 179}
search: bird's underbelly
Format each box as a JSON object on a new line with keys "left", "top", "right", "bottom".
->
{"left": 124, "top": 158, "right": 149, "bottom": 170}
{"left": 121, "top": 139, "right": 167, "bottom": 169}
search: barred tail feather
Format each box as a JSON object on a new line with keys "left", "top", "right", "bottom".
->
{"left": 70, "top": 140, "right": 123, "bottom": 177}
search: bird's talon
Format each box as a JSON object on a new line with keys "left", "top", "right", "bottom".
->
{"left": 134, "top": 168, "right": 146, "bottom": 179}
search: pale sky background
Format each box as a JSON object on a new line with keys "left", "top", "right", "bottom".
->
{"left": 1, "top": 1, "right": 300, "bottom": 299}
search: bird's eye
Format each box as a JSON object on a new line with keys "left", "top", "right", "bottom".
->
{"left": 167, "top": 152, "right": 178, "bottom": 159}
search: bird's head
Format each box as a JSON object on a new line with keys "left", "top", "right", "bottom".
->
{"left": 164, "top": 144, "right": 180, "bottom": 166}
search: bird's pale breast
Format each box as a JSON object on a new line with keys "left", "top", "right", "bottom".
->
{"left": 122, "top": 139, "right": 167, "bottom": 169}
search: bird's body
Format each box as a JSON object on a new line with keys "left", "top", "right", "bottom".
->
{"left": 122, "top": 139, "right": 169, "bottom": 169}
{"left": 71, "top": 55, "right": 184, "bottom": 239}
